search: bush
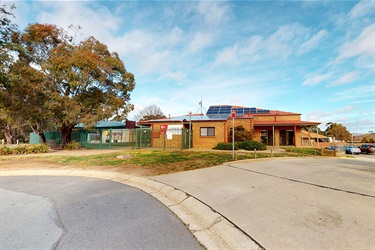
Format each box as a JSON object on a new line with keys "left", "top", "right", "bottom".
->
{"left": 63, "top": 141, "right": 81, "bottom": 150}
{"left": 0, "top": 146, "right": 12, "bottom": 155}
{"left": 213, "top": 140, "right": 266, "bottom": 151}
{"left": 0, "top": 144, "right": 50, "bottom": 155}
{"left": 27, "top": 144, "right": 50, "bottom": 154}
{"left": 238, "top": 140, "right": 267, "bottom": 151}
{"left": 213, "top": 142, "right": 240, "bottom": 150}
{"left": 12, "top": 146, "right": 28, "bottom": 155}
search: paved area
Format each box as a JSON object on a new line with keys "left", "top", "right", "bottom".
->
{"left": 152, "top": 156, "right": 375, "bottom": 249}
{"left": 0, "top": 176, "right": 203, "bottom": 249}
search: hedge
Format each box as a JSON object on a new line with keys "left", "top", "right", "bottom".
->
{"left": 0, "top": 144, "right": 50, "bottom": 155}
{"left": 213, "top": 140, "right": 267, "bottom": 151}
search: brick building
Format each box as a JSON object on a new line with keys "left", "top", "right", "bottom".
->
{"left": 138, "top": 105, "right": 320, "bottom": 149}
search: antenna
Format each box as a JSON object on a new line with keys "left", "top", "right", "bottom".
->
{"left": 196, "top": 96, "right": 207, "bottom": 114}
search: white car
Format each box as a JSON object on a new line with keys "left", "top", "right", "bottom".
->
{"left": 344, "top": 146, "right": 361, "bottom": 154}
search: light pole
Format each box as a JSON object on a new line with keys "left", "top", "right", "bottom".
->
{"left": 189, "top": 111, "right": 192, "bottom": 149}
{"left": 231, "top": 110, "right": 236, "bottom": 160}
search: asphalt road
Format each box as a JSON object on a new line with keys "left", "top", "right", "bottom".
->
{"left": 0, "top": 176, "right": 203, "bottom": 250}
{"left": 152, "top": 155, "right": 375, "bottom": 249}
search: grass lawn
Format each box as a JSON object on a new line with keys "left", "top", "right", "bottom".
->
{"left": 45, "top": 150, "right": 297, "bottom": 175}
{"left": 1, "top": 148, "right": 331, "bottom": 176}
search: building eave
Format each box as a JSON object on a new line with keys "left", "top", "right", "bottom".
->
{"left": 253, "top": 120, "right": 321, "bottom": 126}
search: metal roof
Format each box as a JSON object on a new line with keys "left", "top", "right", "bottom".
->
{"left": 147, "top": 114, "right": 230, "bottom": 122}
{"left": 75, "top": 121, "right": 127, "bottom": 129}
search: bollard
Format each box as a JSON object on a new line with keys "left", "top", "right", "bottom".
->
{"left": 254, "top": 149, "right": 257, "bottom": 159}
{"left": 271, "top": 149, "right": 273, "bottom": 158}
{"left": 1, "top": 139, "right": 4, "bottom": 145}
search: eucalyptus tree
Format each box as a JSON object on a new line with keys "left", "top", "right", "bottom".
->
{"left": 7, "top": 23, "right": 135, "bottom": 145}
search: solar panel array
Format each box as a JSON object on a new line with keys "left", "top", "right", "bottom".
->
{"left": 206, "top": 106, "right": 270, "bottom": 117}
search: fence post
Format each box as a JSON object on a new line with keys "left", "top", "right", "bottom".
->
{"left": 99, "top": 128, "right": 102, "bottom": 150}
{"left": 109, "top": 128, "right": 112, "bottom": 149}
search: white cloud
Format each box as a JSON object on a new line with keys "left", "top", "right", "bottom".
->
{"left": 36, "top": 2, "right": 120, "bottom": 43}
{"left": 213, "top": 45, "right": 240, "bottom": 67}
{"left": 336, "top": 105, "right": 356, "bottom": 114}
{"left": 157, "top": 71, "right": 186, "bottom": 82}
{"left": 348, "top": 1, "right": 375, "bottom": 20}
{"left": 188, "top": 32, "right": 213, "bottom": 54}
{"left": 302, "top": 72, "right": 332, "bottom": 86}
{"left": 166, "top": 27, "right": 184, "bottom": 45}
{"left": 330, "top": 71, "right": 359, "bottom": 86}
{"left": 297, "top": 30, "right": 329, "bottom": 55}
{"left": 330, "top": 85, "right": 375, "bottom": 102}
{"left": 214, "top": 23, "right": 309, "bottom": 67}
{"left": 196, "top": 1, "right": 230, "bottom": 26}
{"left": 263, "top": 24, "right": 309, "bottom": 59}
{"left": 336, "top": 23, "right": 375, "bottom": 62}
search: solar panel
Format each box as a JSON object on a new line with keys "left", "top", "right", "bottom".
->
{"left": 206, "top": 105, "right": 270, "bottom": 116}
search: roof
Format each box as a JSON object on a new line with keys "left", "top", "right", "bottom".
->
{"left": 137, "top": 105, "right": 319, "bottom": 126}
{"left": 300, "top": 130, "right": 328, "bottom": 138}
{"left": 138, "top": 114, "right": 229, "bottom": 124}
{"left": 253, "top": 120, "right": 320, "bottom": 126}
{"left": 75, "top": 121, "right": 127, "bottom": 129}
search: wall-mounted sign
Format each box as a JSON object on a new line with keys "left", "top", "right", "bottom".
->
{"left": 160, "top": 125, "right": 168, "bottom": 135}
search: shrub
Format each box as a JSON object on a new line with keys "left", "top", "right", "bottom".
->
{"left": 63, "top": 141, "right": 81, "bottom": 150}
{"left": 238, "top": 140, "right": 267, "bottom": 151}
{"left": 12, "top": 146, "right": 28, "bottom": 155}
{"left": 228, "top": 126, "right": 253, "bottom": 142}
{"left": 213, "top": 140, "right": 266, "bottom": 151}
{"left": 0, "top": 146, "right": 12, "bottom": 155}
{"left": 28, "top": 144, "right": 50, "bottom": 154}
{"left": 0, "top": 144, "right": 50, "bottom": 155}
{"left": 213, "top": 142, "right": 240, "bottom": 150}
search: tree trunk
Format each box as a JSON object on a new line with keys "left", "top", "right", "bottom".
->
{"left": 61, "top": 124, "right": 74, "bottom": 145}
{"left": 4, "top": 124, "right": 14, "bottom": 144}
{"left": 39, "top": 133, "right": 47, "bottom": 144}
{"left": 4, "top": 132, "right": 13, "bottom": 144}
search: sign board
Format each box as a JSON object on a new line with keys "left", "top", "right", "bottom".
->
{"left": 231, "top": 110, "right": 236, "bottom": 118}
{"left": 160, "top": 124, "right": 168, "bottom": 135}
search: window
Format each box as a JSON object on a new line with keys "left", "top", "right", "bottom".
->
{"left": 200, "top": 127, "right": 215, "bottom": 136}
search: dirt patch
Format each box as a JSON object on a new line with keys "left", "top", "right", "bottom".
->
{"left": 0, "top": 154, "right": 160, "bottom": 177}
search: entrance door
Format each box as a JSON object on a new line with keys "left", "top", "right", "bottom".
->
{"left": 287, "top": 130, "right": 294, "bottom": 145}
{"left": 260, "top": 130, "right": 274, "bottom": 146}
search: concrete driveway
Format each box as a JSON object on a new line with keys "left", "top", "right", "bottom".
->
{"left": 0, "top": 176, "right": 203, "bottom": 249}
{"left": 151, "top": 156, "right": 375, "bottom": 249}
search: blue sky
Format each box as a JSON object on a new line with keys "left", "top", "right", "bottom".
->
{"left": 7, "top": 0, "right": 375, "bottom": 133}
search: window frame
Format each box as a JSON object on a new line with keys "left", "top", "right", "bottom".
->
{"left": 200, "top": 127, "right": 215, "bottom": 137}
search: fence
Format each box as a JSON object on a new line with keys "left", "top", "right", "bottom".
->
{"left": 30, "top": 127, "right": 192, "bottom": 150}
{"left": 149, "top": 128, "right": 192, "bottom": 150}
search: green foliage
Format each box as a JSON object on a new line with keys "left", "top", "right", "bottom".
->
{"left": 239, "top": 140, "right": 267, "bottom": 150}
{"left": 2, "top": 23, "right": 135, "bottom": 146}
{"left": 0, "top": 146, "right": 11, "bottom": 155}
{"left": 213, "top": 140, "right": 266, "bottom": 151}
{"left": 212, "top": 142, "right": 240, "bottom": 150}
{"left": 361, "top": 137, "right": 368, "bottom": 143}
{"left": 228, "top": 126, "right": 253, "bottom": 142}
{"left": 325, "top": 123, "right": 351, "bottom": 141}
{"left": 0, "top": 144, "right": 49, "bottom": 155}
{"left": 63, "top": 141, "right": 81, "bottom": 150}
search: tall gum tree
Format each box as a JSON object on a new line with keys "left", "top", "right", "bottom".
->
{"left": 11, "top": 23, "right": 135, "bottom": 145}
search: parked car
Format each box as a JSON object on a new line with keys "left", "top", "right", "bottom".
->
{"left": 358, "top": 144, "right": 374, "bottom": 154}
{"left": 325, "top": 146, "right": 342, "bottom": 151}
{"left": 344, "top": 146, "right": 361, "bottom": 154}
